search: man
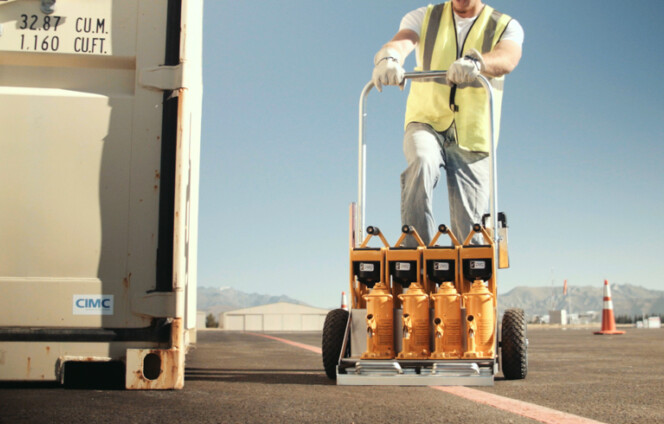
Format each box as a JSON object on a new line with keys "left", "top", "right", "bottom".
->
{"left": 372, "top": 0, "right": 523, "bottom": 246}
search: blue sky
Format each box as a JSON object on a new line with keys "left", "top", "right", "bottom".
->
{"left": 199, "top": 1, "right": 664, "bottom": 308}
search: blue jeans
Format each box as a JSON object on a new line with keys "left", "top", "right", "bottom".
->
{"left": 400, "top": 122, "right": 490, "bottom": 246}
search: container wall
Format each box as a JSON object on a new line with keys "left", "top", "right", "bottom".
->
{"left": 0, "top": 0, "right": 202, "bottom": 387}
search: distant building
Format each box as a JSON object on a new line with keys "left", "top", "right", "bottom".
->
{"left": 577, "top": 311, "right": 598, "bottom": 324}
{"left": 637, "top": 317, "right": 662, "bottom": 329}
{"left": 648, "top": 317, "right": 662, "bottom": 328}
{"left": 530, "top": 315, "right": 549, "bottom": 324}
{"left": 549, "top": 309, "right": 567, "bottom": 325}
{"left": 222, "top": 302, "right": 330, "bottom": 332}
{"left": 197, "top": 311, "right": 207, "bottom": 329}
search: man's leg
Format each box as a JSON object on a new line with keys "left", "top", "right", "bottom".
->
{"left": 443, "top": 140, "right": 491, "bottom": 245}
{"left": 400, "top": 123, "right": 444, "bottom": 246}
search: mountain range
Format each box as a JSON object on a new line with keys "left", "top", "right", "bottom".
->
{"left": 197, "top": 286, "right": 307, "bottom": 316}
{"left": 497, "top": 284, "right": 664, "bottom": 318}
{"left": 198, "top": 284, "right": 664, "bottom": 319}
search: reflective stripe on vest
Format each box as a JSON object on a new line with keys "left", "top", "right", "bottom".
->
{"left": 404, "top": 2, "right": 511, "bottom": 152}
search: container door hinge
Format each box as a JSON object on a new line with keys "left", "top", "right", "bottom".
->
{"left": 140, "top": 64, "right": 183, "bottom": 91}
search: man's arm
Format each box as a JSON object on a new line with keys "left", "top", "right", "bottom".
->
{"left": 481, "top": 39, "right": 522, "bottom": 77}
{"left": 372, "top": 29, "right": 419, "bottom": 92}
{"left": 380, "top": 29, "right": 419, "bottom": 62}
{"left": 448, "top": 38, "right": 522, "bottom": 85}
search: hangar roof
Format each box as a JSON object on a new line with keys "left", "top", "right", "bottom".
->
{"left": 223, "top": 302, "right": 331, "bottom": 315}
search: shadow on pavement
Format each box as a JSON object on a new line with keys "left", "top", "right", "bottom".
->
{"left": 185, "top": 367, "right": 334, "bottom": 386}
{"left": 0, "top": 362, "right": 126, "bottom": 390}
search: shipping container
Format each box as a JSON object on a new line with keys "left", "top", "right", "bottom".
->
{"left": 0, "top": 0, "right": 202, "bottom": 389}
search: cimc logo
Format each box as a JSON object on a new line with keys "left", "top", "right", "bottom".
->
{"left": 73, "top": 295, "right": 114, "bottom": 315}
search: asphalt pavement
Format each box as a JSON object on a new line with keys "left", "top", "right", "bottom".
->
{"left": 1, "top": 327, "right": 662, "bottom": 424}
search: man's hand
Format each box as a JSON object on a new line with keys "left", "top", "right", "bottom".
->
{"left": 372, "top": 47, "right": 405, "bottom": 92}
{"left": 447, "top": 48, "right": 485, "bottom": 85}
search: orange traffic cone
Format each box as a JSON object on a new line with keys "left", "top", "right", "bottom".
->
{"left": 340, "top": 291, "right": 348, "bottom": 310}
{"left": 594, "top": 280, "right": 625, "bottom": 335}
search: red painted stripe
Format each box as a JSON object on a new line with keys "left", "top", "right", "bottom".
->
{"left": 433, "top": 386, "right": 605, "bottom": 424}
{"left": 255, "top": 333, "right": 606, "bottom": 424}
{"left": 246, "top": 332, "right": 322, "bottom": 354}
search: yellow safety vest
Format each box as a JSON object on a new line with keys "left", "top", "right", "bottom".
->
{"left": 404, "top": 2, "right": 512, "bottom": 152}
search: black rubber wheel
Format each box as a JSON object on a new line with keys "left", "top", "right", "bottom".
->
{"left": 501, "top": 308, "right": 528, "bottom": 380}
{"left": 322, "top": 308, "right": 349, "bottom": 380}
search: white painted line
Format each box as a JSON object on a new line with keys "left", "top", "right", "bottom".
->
{"left": 246, "top": 332, "right": 322, "bottom": 355}
{"left": 251, "top": 333, "right": 606, "bottom": 424}
{"left": 433, "top": 386, "right": 606, "bottom": 424}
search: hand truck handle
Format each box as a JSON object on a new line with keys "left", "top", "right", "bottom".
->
{"left": 355, "top": 71, "right": 500, "bottom": 262}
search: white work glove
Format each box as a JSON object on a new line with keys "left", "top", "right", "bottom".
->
{"left": 372, "top": 47, "right": 405, "bottom": 92}
{"left": 447, "top": 48, "right": 485, "bottom": 85}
